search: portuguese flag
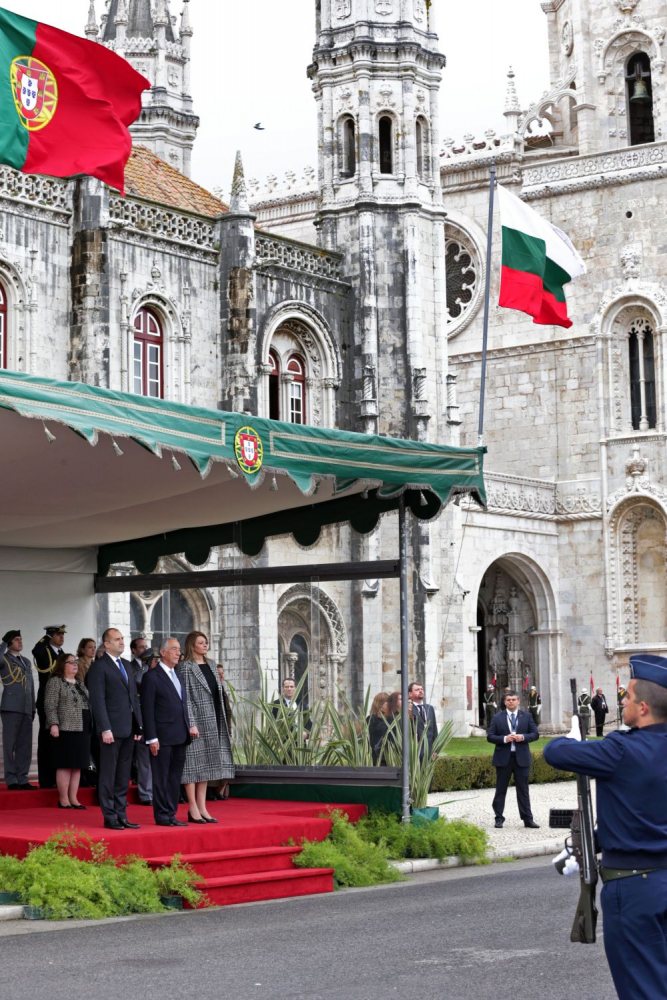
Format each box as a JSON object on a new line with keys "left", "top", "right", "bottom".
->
{"left": 0, "top": 7, "right": 149, "bottom": 193}
{"left": 498, "top": 184, "right": 585, "bottom": 329}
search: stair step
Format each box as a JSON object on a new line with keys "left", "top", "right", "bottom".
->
{"left": 146, "top": 845, "right": 301, "bottom": 878}
{"left": 186, "top": 867, "right": 335, "bottom": 908}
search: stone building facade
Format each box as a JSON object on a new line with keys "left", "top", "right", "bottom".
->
{"left": 2, "top": 0, "right": 665, "bottom": 736}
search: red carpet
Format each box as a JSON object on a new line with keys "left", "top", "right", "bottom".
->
{"left": 0, "top": 786, "right": 366, "bottom": 907}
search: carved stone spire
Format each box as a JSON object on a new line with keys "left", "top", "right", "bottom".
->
{"left": 84, "top": 0, "right": 98, "bottom": 40}
{"left": 180, "top": 0, "right": 193, "bottom": 37}
{"left": 230, "top": 150, "right": 250, "bottom": 213}
{"left": 503, "top": 67, "right": 521, "bottom": 133}
{"left": 114, "top": 0, "right": 128, "bottom": 25}
{"left": 155, "top": 0, "right": 170, "bottom": 27}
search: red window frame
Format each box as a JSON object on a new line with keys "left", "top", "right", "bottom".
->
{"left": 0, "top": 282, "right": 7, "bottom": 368}
{"left": 287, "top": 354, "right": 306, "bottom": 424}
{"left": 133, "top": 307, "right": 164, "bottom": 398}
{"left": 268, "top": 350, "right": 281, "bottom": 420}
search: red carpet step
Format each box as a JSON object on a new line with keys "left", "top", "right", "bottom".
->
{"left": 0, "top": 788, "right": 365, "bottom": 907}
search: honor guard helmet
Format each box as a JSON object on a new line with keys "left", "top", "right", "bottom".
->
{"left": 44, "top": 625, "right": 67, "bottom": 635}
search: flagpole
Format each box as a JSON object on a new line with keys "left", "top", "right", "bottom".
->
{"left": 478, "top": 162, "right": 497, "bottom": 448}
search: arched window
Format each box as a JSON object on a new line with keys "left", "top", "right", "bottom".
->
{"left": 629, "top": 319, "right": 657, "bottom": 430}
{"left": 150, "top": 589, "right": 195, "bottom": 652}
{"left": 416, "top": 117, "right": 428, "bottom": 178}
{"left": 133, "top": 307, "right": 164, "bottom": 398}
{"left": 287, "top": 354, "right": 306, "bottom": 424}
{"left": 341, "top": 117, "right": 356, "bottom": 177}
{"left": 626, "top": 52, "right": 655, "bottom": 146}
{"left": 379, "top": 116, "right": 393, "bottom": 174}
{"left": 268, "top": 350, "right": 281, "bottom": 420}
{"left": 0, "top": 281, "right": 6, "bottom": 368}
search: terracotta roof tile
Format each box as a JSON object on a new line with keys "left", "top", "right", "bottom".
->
{"left": 124, "top": 146, "right": 227, "bottom": 217}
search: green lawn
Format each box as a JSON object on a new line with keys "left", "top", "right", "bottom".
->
{"left": 445, "top": 736, "right": 556, "bottom": 757}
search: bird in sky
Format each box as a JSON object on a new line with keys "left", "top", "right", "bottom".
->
{"left": 253, "top": 122, "right": 265, "bottom": 130}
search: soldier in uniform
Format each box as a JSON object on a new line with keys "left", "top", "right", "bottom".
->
{"left": 618, "top": 685, "right": 627, "bottom": 726}
{"left": 32, "top": 625, "right": 66, "bottom": 788}
{"left": 544, "top": 654, "right": 667, "bottom": 1000}
{"left": 0, "top": 630, "right": 37, "bottom": 789}
{"left": 528, "top": 686, "right": 541, "bottom": 727}
{"left": 577, "top": 686, "right": 592, "bottom": 737}
{"left": 483, "top": 685, "right": 496, "bottom": 728}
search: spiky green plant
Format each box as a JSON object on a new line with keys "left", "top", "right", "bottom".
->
{"left": 381, "top": 714, "right": 454, "bottom": 808}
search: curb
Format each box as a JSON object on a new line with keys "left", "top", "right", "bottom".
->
{"left": 392, "top": 837, "right": 562, "bottom": 874}
{"left": 0, "top": 905, "right": 24, "bottom": 921}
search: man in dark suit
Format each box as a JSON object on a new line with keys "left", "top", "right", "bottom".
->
{"left": 408, "top": 681, "right": 438, "bottom": 756}
{"left": 591, "top": 687, "right": 609, "bottom": 737}
{"left": 141, "top": 637, "right": 198, "bottom": 827}
{"left": 32, "top": 624, "right": 66, "bottom": 788}
{"left": 86, "top": 627, "right": 143, "bottom": 831}
{"left": 487, "top": 689, "right": 540, "bottom": 829}
{"left": 129, "top": 637, "right": 153, "bottom": 806}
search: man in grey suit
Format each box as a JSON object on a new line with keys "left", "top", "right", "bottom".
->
{"left": 0, "top": 630, "right": 37, "bottom": 789}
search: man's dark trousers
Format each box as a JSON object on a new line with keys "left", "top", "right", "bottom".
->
{"left": 97, "top": 737, "right": 135, "bottom": 823}
{"left": 492, "top": 755, "right": 533, "bottom": 822}
{"left": 150, "top": 743, "right": 187, "bottom": 824}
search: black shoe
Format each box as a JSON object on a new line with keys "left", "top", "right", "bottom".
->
{"left": 169, "top": 819, "right": 188, "bottom": 827}
{"left": 139, "top": 799, "right": 153, "bottom": 806}
{"left": 494, "top": 818, "right": 504, "bottom": 828}
{"left": 70, "top": 803, "right": 87, "bottom": 810}
{"left": 18, "top": 783, "right": 38, "bottom": 790}
{"left": 104, "top": 820, "right": 125, "bottom": 830}
{"left": 118, "top": 819, "right": 140, "bottom": 829}
{"left": 202, "top": 816, "right": 219, "bottom": 824}
{"left": 524, "top": 820, "right": 540, "bottom": 828}
{"left": 188, "top": 812, "right": 207, "bottom": 825}
{"left": 6, "top": 784, "right": 19, "bottom": 790}
{"left": 57, "top": 802, "right": 72, "bottom": 809}
{"left": 155, "top": 820, "right": 172, "bottom": 827}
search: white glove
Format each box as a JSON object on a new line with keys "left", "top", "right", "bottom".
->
{"left": 566, "top": 717, "right": 582, "bottom": 741}
{"left": 552, "top": 848, "right": 580, "bottom": 876}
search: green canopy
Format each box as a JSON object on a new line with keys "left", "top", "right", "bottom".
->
{"left": 0, "top": 370, "right": 485, "bottom": 570}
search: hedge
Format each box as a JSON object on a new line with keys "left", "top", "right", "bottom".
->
{"left": 431, "top": 751, "right": 575, "bottom": 792}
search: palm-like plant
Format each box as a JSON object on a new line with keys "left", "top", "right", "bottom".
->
{"left": 380, "top": 713, "right": 453, "bottom": 809}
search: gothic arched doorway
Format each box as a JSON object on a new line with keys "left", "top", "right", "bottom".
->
{"left": 475, "top": 554, "right": 559, "bottom": 724}
{"left": 276, "top": 585, "right": 348, "bottom": 705}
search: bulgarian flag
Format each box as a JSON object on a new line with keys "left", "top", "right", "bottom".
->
{"left": 497, "top": 184, "right": 586, "bottom": 329}
{"left": 0, "top": 7, "right": 149, "bottom": 193}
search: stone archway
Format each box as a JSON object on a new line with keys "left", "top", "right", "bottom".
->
{"left": 475, "top": 554, "right": 559, "bottom": 725}
{"left": 276, "top": 585, "right": 347, "bottom": 704}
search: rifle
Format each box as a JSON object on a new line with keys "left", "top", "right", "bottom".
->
{"left": 549, "top": 677, "right": 598, "bottom": 943}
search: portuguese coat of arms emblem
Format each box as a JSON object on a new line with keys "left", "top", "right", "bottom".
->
{"left": 11, "top": 56, "right": 58, "bottom": 131}
{"left": 234, "top": 425, "right": 264, "bottom": 475}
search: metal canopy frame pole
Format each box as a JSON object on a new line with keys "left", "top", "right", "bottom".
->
{"left": 399, "top": 494, "right": 411, "bottom": 824}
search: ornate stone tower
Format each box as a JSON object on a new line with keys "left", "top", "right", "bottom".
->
{"left": 309, "top": 0, "right": 448, "bottom": 444}
{"left": 88, "top": 0, "right": 199, "bottom": 176}
{"left": 539, "top": 0, "right": 667, "bottom": 154}
{"left": 309, "top": 1, "right": 461, "bottom": 721}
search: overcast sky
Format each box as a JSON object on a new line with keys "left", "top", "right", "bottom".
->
{"left": 2, "top": 1, "right": 549, "bottom": 195}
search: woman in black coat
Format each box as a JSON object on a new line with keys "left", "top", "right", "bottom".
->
{"left": 367, "top": 692, "right": 389, "bottom": 765}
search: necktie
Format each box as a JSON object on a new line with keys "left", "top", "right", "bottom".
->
{"left": 510, "top": 713, "right": 516, "bottom": 730}
{"left": 169, "top": 669, "right": 182, "bottom": 699}
{"left": 116, "top": 658, "right": 128, "bottom": 683}
{"left": 418, "top": 705, "right": 426, "bottom": 723}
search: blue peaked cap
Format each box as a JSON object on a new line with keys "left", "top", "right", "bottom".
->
{"left": 629, "top": 653, "right": 667, "bottom": 689}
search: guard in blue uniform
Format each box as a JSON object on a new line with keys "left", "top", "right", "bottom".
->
{"left": 32, "top": 625, "right": 66, "bottom": 789}
{"left": 544, "top": 654, "right": 667, "bottom": 1000}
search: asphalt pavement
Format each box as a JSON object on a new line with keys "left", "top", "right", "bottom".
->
{"left": 0, "top": 857, "right": 615, "bottom": 1000}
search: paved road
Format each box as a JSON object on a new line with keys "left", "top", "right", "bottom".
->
{"left": 0, "top": 858, "right": 615, "bottom": 1000}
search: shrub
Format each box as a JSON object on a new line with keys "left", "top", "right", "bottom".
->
{"left": 0, "top": 853, "right": 23, "bottom": 891}
{"left": 293, "top": 811, "right": 404, "bottom": 887}
{"left": 430, "top": 751, "right": 575, "bottom": 792}
{"left": 356, "top": 810, "right": 488, "bottom": 863}
{"left": 3, "top": 829, "right": 208, "bottom": 920}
